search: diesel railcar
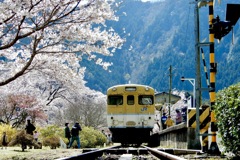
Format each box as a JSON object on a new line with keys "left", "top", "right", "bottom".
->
{"left": 106, "top": 84, "right": 155, "bottom": 146}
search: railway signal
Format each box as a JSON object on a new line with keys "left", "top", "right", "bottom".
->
{"left": 212, "top": 4, "right": 240, "bottom": 40}
{"left": 212, "top": 16, "right": 231, "bottom": 40}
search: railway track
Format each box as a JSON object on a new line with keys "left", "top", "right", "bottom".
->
{"left": 57, "top": 145, "right": 200, "bottom": 160}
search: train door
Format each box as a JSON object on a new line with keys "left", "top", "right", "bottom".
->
{"left": 125, "top": 95, "right": 135, "bottom": 124}
{"left": 126, "top": 95, "right": 135, "bottom": 112}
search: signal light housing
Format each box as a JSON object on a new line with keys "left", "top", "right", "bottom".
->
{"left": 212, "top": 4, "right": 240, "bottom": 41}
{"left": 226, "top": 4, "right": 240, "bottom": 26}
{"left": 212, "top": 16, "right": 232, "bottom": 40}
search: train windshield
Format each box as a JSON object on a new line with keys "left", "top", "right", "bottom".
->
{"left": 138, "top": 95, "right": 153, "bottom": 105}
{"left": 108, "top": 95, "right": 123, "bottom": 105}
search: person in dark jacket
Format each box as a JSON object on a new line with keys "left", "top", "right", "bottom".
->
{"left": 25, "top": 119, "right": 36, "bottom": 149}
{"left": 1, "top": 131, "right": 8, "bottom": 149}
{"left": 25, "top": 119, "right": 36, "bottom": 135}
{"left": 64, "top": 123, "right": 71, "bottom": 145}
{"left": 68, "top": 122, "right": 82, "bottom": 149}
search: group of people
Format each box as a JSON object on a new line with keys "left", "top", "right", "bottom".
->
{"left": 2, "top": 120, "right": 82, "bottom": 150}
{"left": 1, "top": 119, "right": 39, "bottom": 150}
{"left": 25, "top": 119, "right": 39, "bottom": 149}
{"left": 161, "top": 109, "right": 183, "bottom": 129}
{"left": 26, "top": 119, "right": 40, "bottom": 142}
{"left": 26, "top": 120, "right": 83, "bottom": 149}
{"left": 64, "top": 122, "right": 82, "bottom": 149}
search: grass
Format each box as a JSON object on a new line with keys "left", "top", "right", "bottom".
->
{"left": 0, "top": 146, "right": 82, "bottom": 160}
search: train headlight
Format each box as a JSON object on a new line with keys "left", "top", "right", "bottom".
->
{"left": 112, "top": 87, "right": 117, "bottom": 91}
{"left": 145, "top": 87, "right": 149, "bottom": 91}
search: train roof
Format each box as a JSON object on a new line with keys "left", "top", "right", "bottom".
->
{"left": 107, "top": 84, "right": 154, "bottom": 91}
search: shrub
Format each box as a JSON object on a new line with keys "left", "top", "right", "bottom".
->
{"left": 80, "top": 127, "right": 107, "bottom": 148}
{"left": 42, "top": 136, "right": 60, "bottom": 149}
{"left": 214, "top": 82, "right": 240, "bottom": 156}
{"left": 39, "top": 125, "right": 62, "bottom": 149}
{"left": 39, "top": 125, "right": 63, "bottom": 138}
{"left": 37, "top": 125, "right": 107, "bottom": 148}
{"left": 0, "top": 124, "right": 17, "bottom": 146}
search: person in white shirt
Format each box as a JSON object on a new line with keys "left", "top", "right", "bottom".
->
{"left": 33, "top": 131, "right": 39, "bottom": 142}
{"left": 152, "top": 120, "right": 161, "bottom": 134}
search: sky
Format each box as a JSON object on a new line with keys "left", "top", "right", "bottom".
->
{"left": 141, "top": 0, "right": 165, "bottom": 2}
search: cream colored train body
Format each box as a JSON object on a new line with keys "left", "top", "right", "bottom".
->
{"left": 107, "top": 84, "right": 155, "bottom": 146}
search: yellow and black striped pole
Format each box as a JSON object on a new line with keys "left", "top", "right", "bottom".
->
{"left": 201, "top": 48, "right": 210, "bottom": 89}
{"left": 208, "top": 0, "right": 220, "bottom": 155}
{"left": 200, "top": 48, "right": 209, "bottom": 152}
{"left": 200, "top": 105, "right": 210, "bottom": 152}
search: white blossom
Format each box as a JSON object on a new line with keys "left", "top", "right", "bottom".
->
{"left": 0, "top": 0, "right": 125, "bottom": 85}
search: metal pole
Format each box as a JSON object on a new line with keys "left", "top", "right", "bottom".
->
{"left": 194, "top": 0, "right": 201, "bottom": 150}
{"left": 168, "top": 65, "right": 172, "bottom": 116}
{"left": 192, "top": 80, "right": 196, "bottom": 108}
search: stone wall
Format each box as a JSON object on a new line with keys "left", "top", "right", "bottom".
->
{"left": 158, "top": 123, "right": 201, "bottom": 150}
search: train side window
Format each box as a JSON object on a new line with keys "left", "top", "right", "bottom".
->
{"left": 108, "top": 95, "right": 123, "bottom": 105}
{"left": 138, "top": 95, "right": 153, "bottom": 105}
{"left": 127, "top": 95, "right": 134, "bottom": 105}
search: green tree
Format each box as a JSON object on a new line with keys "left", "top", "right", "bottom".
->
{"left": 214, "top": 82, "right": 240, "bottom": 156}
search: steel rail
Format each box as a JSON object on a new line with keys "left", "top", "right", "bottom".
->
{"left": 56, "top": 145, "right": 121, "bottom": 160}
{"left": 143, "top": 146, "right": 187, "bottom": 160}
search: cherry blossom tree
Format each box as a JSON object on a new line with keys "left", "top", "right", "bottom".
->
{"left": 64, "top": 91, "right": 107, "bottom": 129}
{"left": 0, "top": 67, "right": 82, "bottom": 124}
{"left": 0, "top": 63, "right": 107, "bottom": 126}
{"left": 0, "top": 0, "right": 125, "bottom": 86}
{"left": 0, "top": 94, "right": 45, "bottom": 128}
{"left": 0, "top": 0, "right": 124, "bottom": 126}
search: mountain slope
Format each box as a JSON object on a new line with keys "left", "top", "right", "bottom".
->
{"left": 83, "top": 0, "right": 240, "bottom": 96}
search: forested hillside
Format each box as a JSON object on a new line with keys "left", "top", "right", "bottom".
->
{"left": 83, "top": 0, "right": 240, "bottom": 97}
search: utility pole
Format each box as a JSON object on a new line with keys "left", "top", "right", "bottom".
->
{"left": 194, "top": 0, "right": 201, "bottom": 150}
{"left": 168, "top": 65, "right": 172, "bottom": 116}
{"left": 194, "top": 0, "right": 221, "bottom": 153}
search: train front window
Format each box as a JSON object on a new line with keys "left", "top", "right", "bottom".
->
{"left": 127, "top": 95, "right": 134, "bottom": 105}
{"left": 108, "top": 95, "right": 123, "bottom": 105}
{"left": 138, "top": 95, "right": 153, "bottom": 105}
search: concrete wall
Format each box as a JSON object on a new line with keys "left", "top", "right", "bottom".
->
{"left": 158, "top": 123, "right": 201, "bottom": 150}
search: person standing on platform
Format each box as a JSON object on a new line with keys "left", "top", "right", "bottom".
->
{"left": 152, "top": 120, "right": 161, "bottom": 134}
{"left": 165, "top": 116, "right": 174, "bottom": 128}
{"left": 161, "top": 112, "right": 167, "bottom": 129}
{"left": 175, "top": 109, "right": 183, "bottom": 125}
